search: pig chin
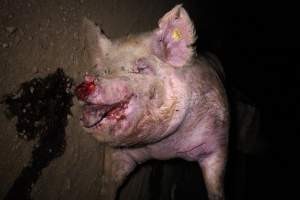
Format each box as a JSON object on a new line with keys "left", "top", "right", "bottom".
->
{"left": 80, "top": 95, "right": 141, "bottom": 142}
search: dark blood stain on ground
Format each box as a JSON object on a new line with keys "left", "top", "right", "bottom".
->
{"left": 2, "top": 68, "right": 73, "bottom": 200}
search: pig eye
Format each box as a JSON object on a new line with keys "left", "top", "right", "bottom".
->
{"left": 137, "top": 63, "right": 149, "bottom": 73}
{"left": 134, "top": 58, "right": 154, "bottom": 74}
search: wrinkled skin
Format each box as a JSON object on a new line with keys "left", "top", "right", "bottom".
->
{"left": 76, "top": 5, "right": 229, "bottom": 200}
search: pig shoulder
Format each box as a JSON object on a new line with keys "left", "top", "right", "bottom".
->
{"left": 180, "top": 54, "right": 229, "bottom": 132}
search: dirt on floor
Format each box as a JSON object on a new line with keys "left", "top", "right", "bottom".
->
{"left": 0, "top": 0, "right": 183, "bottom": 199}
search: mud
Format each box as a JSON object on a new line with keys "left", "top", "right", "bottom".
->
{"left": 3, "top": 69, "right": 73, "bottom": 200}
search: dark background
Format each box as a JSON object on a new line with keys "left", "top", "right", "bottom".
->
{"left": 183, "top": 0, "right": 298, "bottom": 199}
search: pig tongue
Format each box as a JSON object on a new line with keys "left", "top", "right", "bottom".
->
{"left": 81, "top": 104, "right": 112, "bottom": 128}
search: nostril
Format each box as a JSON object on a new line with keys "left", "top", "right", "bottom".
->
{"left": 75, "top": 80, "right": 96, "bottom": 101}
{"left": 84, "top": 74, "right": 95, "bottom": 82}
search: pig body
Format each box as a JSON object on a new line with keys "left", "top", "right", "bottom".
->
{"left": 76, "top": 5, "right": 229, "bottom": 200}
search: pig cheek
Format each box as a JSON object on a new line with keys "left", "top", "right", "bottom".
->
{"left": 113, "top": 102, "right": 144, "bottom": 138}
{"left": 122, "top": 104, "right": 149, "bottom": 137}
{"left": 135, "top": 109, "right": 157, "bottom": 134}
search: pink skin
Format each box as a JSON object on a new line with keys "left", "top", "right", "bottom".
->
{"left": 76, "top": 62, "right": 228, "bottom": 200}
{"left": 152, "top": 5, "right": 195, "bottom": 67}
{"left": 77, "top": 5, "right": 228, "bottom": 200}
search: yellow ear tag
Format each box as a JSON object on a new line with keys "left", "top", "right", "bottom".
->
{"left": 172, "top": 29, "right": 182, "bottom": 41}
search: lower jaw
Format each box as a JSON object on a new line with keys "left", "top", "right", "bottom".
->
{"left": 84, "top": 117, "right": 126, "bottom": 134}
{"left": 84, "top": 96, "right": 134, "bottom": 128}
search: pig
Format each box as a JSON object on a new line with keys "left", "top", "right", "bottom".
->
{"left": 75, "top": 4, "right": 229, "bottom": 200}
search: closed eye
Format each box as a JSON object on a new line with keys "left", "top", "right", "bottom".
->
{"left": 137, "top": 63, "right": 149, "bottom": 73}
{"left": 133, "top": 58, "right": 155, "bottom": 75}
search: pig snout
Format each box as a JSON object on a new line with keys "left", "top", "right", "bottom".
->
{"left": 75, "top": 76, "right": 132, "bottom": 105}
{"left": 75, "top": 79, "right": 96, "bottom": 101}
{"left": 75, "top": 75, "right": 135, "bottom": 129}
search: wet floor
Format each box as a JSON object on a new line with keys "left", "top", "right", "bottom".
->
{"left": 3, "top": 69, "right": 73, "bottom": 200}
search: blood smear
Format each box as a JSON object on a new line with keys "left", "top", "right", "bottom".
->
{"left": 75, "top": 80, "right": 96, "bottom": 101}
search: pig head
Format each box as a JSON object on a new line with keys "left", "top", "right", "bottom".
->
{"left": 76, "top": 5, "right": 229, "bottom": 200}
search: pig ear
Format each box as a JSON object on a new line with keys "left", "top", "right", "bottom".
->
{"left": 151, "top": 5, "right": 196, "bottom": 67}
{"left": 82, "top": 18, "right": 111, "bottom": 68}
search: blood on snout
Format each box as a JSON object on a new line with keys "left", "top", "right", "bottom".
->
{"left": 75, "top": 80, "right": 96, "bottom": 101}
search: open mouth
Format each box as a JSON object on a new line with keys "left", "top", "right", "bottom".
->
{"left": 81, "top": 98, "right": 130, "bottom": 128}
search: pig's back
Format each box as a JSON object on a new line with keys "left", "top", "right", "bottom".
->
{"left": 201, "top": 52, "right": 226, "bottom": 83}
{"left": 194, "top": 53, "right": 229, "bottom": 127}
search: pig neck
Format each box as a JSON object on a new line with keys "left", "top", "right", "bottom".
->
{"left": 180, "top": 59, "right": 221, "bottom": 131}
{"left": 145, "top": 58, "right": 228, "bottom": 160}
